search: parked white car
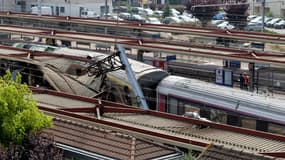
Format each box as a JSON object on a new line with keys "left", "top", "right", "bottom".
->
{"left": 170, "top": 8, "right": 180, "bottom": 16}
{"left": 162, "top": 16, "right": 182, "bottom": 24}
{"left": 146, "top": 17, "right": 162, "bottom": 24}
{"left": 143, "top": 8, "right": 154, "bottom": 16}
{"left": 266, "top": 18, "right": 281, "bottom": 28}
{"left": 217, "top": 21, "right": 234, "bottom": 30}
{"left": 178, "top": 15, "right": 196, "bottom": 23}
{"left": 153, "top": 10, "right": 163, "bottom": 17}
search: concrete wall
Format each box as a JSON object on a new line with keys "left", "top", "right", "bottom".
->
{"left": 0, "top": 0, "right": 16, "bottom": 11}
{"left": 248, "top": 0, "right": 285, "bottom": 17}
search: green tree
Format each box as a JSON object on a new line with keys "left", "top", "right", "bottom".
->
{"left": 0, "top": 71, "right": 52, "bottom": 146}
{"left": 163, "top": 2, "right": 171, "bottom": 18}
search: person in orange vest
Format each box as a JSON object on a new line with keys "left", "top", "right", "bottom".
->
{"left": 243, "top": 73, "right": 249, "bottom": 90}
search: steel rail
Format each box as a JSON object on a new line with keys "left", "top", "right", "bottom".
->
{"left": 1, "top": 25, "right": 285, "bottom": 67}
{"left": 1, "top": 12, "right": 285, "bottom": 44}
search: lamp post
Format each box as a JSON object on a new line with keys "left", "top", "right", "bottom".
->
{"left": 261, "top": 0, "right": 265, "bottom": 32}
{"left": 2, "top": 0, "right": 4, "bottom": 11}
{"left": 252, "top": 0, "right": 255, "bottom": 15}
{"left": 37, "top": 0, "right": 42, "bottom": 16}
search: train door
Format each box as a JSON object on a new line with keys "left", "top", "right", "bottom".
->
{"left": 158, "top": 94, "right": 166, "bottom": 112}
{"left": 167, "top": 96, "right": 184, "bottom": 115}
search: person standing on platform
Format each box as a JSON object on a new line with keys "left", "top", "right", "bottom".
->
{"left": 239, "top": 74, "right": 244, "bottom": 89}
{"left": 243, "top": 73, "right": 249, "bottom": 90}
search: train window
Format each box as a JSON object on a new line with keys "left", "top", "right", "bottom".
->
{"left": 177, "top": 101, "right": 185, "bottom": 115}
{"left": 240, "top": 116, "right": 256, "bottom": 130}
{"left": 210, "top": 109, "right": 227, "bottom": 124}
{"left": 268, "top": 123, "right": 285, "bottom": 135}
{"left": 168, "top": 97, "right": 178, "bottom": 114}
{"left": 256, "top": 120, "right": 268, "bottom": 132}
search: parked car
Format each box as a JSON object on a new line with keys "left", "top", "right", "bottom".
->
{"left": 177, "top": 15, "right": 196, "bottom": 23}
{"left": 211, "top": 20, "right": 225, "bottom": 26}
{"left": 129, "top": 14, "right": 146, "bottom": 23}
{"left": 266, "top": 18, "right": 281, "bottom": 28}
{"left": 247, "top": 15, "right": 257, "bottom": 21}
{"left": 131, "top": 7, "right": 144, "bottom": 15}
{"left": 274, "top": 19, "right": 285, "bottom": 29}
{"left": 170, "top": 8, "right": 180, "bottom": 16}
{"left": 143, "top": 8, "right": 154, "bottom": 16}
{"left": 250, "top": 16, "right": 271, "bottom": 24}
{"left": 108, "top": 15, "right": 124, "bottom": 21}
{"left": 153, "top": 10, "right": 163, "bottom": 17}
{"left": 146, "top": 17, "right": 161, "bottom": 24}
{"left": 213, "top": 12, "right": 226, "bottom": 20}
{"left": 162, "top": 16, "right": 182, "bottom": 24}
{"left": 217, "top": 21, "right": 234, "bottom": 30}
{"left": 244, "top": 22, "right": 263, "bottom": 31}
{"left": 119, "top": 12, "right": 131, "bottom": 20}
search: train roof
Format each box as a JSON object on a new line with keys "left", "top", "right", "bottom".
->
{"left": 0, "top": 54, "right": 98, "bottom": 97}
{"left": 158, "top": 75, "right": 285, "bottom": 124}
{"left": 54, "top": 47, "right": 168, "bottom": 87}
{"left": 13, "top": 43, "right": 168, "bottom": 88}
{"left": 159, "top": 75, "right": 285, "bottom": 107}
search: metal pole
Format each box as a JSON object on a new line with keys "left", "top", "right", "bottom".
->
{"left": 69, "top": 0, "right": 71, "bottom": 17}
{"left": 261, "top": 0, "right": 265, "bottom": 32}
{"left": 252, "top": 0, "right": 255, "bottom": 15}
{"left": 37, "top": 0, "right": 42, "bottom": 16}
{"left": 105, "top": 0, "right": 108, "bottom": 19}
{"left": 117, "top": 44, "right": 149, "bottom": 110}
{"left": 2, "top": 0, "right": 4, "bottom": 11}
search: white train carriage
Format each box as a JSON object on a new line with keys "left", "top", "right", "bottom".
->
{"left": 157, "top": 75, "right": 285, "bottom": 134}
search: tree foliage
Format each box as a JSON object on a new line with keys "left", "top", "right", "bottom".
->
{"left": 163, "top": 2, "right": 171, "bottom": 18}
{"left": 0, "top": 71, "right": 52, "bottom": 146}
{"left": 0, "top": 133, "right": 63, "bottom": 160}
{"left": 185, "top": 0, "right": 220, "bottom": 26}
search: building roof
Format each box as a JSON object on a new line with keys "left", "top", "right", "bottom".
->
{"left": 44, "top": 113, "right": 181, "bottom": 160}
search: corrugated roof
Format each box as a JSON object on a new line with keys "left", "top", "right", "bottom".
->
{"left": 197, "top": 144, "right": 277, "bottom": 160}
{"left": 44, "top": 116, "right": 181, "bottom": 160}
{"left": 103, "top": 113, "right": 285, "bottom": 154}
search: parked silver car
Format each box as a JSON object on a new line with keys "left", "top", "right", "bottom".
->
{"left": 244, "top": 22, "right": 263, "bottom": 31}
